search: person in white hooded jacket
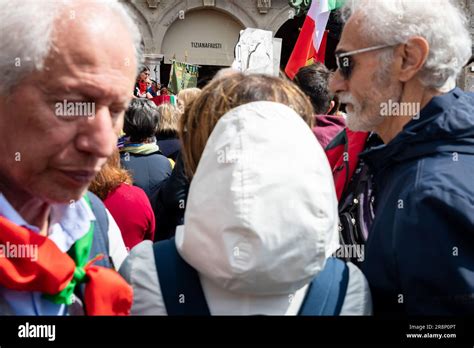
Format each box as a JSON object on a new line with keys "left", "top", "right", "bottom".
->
{"left": 119, "top": 73, "right": 372, "bottom": 315}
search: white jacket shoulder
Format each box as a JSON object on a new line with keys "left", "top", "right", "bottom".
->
{"left": 119, "top": 240, "right": 167, "bottom": 315}
{"left": 339, "top": 262, "right": 373, "bottom": 315}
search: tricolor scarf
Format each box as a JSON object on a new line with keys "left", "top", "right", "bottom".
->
{"left": 0, "top": 196, "right": 132, "bottom": 315}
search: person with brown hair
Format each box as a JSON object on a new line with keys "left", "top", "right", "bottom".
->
{"left": 150, "top": 74, "right": 313, "bottom": 242}
{"left": 294, "top": 63, "right": 346, "bottom": 149}
{"left": 90, "top": 150, "right": 155, "bottom": 250}
{"left": 120, "top": 72, "right": 372, "bottom": 315}
{"left": 179, "top": 73, "right": 314, "bottom": 178}
{"left": 134, "top": 67, "right": 153, "bottom": 99}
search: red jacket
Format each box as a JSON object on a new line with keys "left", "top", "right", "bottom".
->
{"left": 325, "top": 129, "right": 369, "bottom": 200}
{"left": 312, "top": 115, "right": 346, "bottom": 149}
{"left": 104, "top": 183, "right": 155, "bottom": 250}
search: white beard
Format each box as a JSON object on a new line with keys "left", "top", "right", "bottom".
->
{"left": 340, "top": 74, "right": 402, "bottom": 132}
{"left": 339, "top": 94, "right": 383, "bottom": 132}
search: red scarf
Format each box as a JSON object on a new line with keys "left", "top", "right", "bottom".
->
{"left": 0, "top": 216, "right": 133, "bottom": 315}
{"left": 138, "top": 81, "right": 148, "bottom": 94}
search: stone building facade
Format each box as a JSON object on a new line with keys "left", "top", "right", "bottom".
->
{"left": 121, "top": 0, "right": 295, "bottom": 83}
{"left": 122, "top": 0, "right": 473, "bottom": 91}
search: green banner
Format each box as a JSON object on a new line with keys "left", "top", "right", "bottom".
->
{"left": 168, "top": 60, "right": 199, "bottom": 94}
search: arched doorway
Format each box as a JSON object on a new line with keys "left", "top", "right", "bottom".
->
{"left": 160, "top": 9, "right": 244, "bottom": 87}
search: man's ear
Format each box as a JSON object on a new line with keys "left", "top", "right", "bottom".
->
{"left": 398, "top": 36, "right": 429, "bottom": 83}
{"left": 327, "top": 100, "right": 335, "bottom": 114}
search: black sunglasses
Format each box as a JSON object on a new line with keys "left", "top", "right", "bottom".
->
{"left": 335, "top": 44, "right": 395, "bottom": 80}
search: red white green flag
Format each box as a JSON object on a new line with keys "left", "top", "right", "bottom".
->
{"left": 285, "top": 0, "right": 346, "bottom": 80}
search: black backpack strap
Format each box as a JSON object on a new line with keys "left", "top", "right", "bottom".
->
{"left": 298, "top": 258, "right": 349, "bottom": 316}
{"left": 86, "top": 191, "right": 112, "bottom": 269}
{"left": 153, "top": 238, "right": 210, "bottom": 315}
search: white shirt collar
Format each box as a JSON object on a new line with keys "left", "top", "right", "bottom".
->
{"left": 0, "top": 194, "right": 96, "bottom": 252}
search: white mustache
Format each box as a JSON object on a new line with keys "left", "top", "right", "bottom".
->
{"left": 338, "top": 93, "right": 357, "bottom": 105}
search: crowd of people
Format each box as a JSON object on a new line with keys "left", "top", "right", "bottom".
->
{"left": 0, "top": 0, "right": 473, "bottom": 317}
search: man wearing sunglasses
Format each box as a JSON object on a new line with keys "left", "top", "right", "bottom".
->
{"left": 329, "top": 0, "right": 474, "bottom": 316}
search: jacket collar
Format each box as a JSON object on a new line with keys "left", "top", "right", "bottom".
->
{"left": 360, "top": 88, "right": 474, "bottom": 174}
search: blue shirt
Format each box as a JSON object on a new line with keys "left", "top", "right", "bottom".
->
{"left": 0, "top": 194, "right": 95, "bottom": 315}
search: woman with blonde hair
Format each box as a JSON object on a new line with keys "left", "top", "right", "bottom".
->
{"left": 177, "top": 87, "right": 202, "bottom": 114}
{"left": 155, "top": 103, "right": 181, "bottom": 161}
{"left": 121, "top": 72, "right": 372, "bottom": 315}
{"left": 155, "top": 88, "right": 201, "bottom": 161}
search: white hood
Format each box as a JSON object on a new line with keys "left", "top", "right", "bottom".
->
{"left": 176, "top": 101, "right": 339, "bottom": 295}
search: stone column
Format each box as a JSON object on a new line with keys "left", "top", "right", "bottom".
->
{"left": 144, "top": 54, "right": 164, "bottom": 84}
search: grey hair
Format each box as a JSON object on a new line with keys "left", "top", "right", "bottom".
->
{"left": 0, "top": 0, "right": 143, "bottom": 95}
{"left": 341, "top": 0, "right": 472, "bottom": 90}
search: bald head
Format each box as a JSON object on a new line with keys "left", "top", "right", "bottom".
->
{"left": 53, "top": 1, "right": 136, "bottom": 67}
{"left": 42, "top": 1, "right": 138, "bottom": 97}
{"left": 0, "top": 0, "right": 142, "bottom": 95}
{"left": 0, "top": 0, "right": 142, "bottom": 205}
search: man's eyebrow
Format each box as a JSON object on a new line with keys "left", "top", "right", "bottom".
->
{"left": 39, "top": 85, "right": 97, "bottom": 99}
{"left": 37, "top": 85, "right": 60, "bottom": 96}
{"left": 111, "top": 100, "right": 131, "bottom": 109}
{"left": 40, "top": 82, "right": 131, "bottom": 107}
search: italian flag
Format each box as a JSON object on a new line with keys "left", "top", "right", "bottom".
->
{"left": 285, "top": 0, "right": 346, "bottom": 80}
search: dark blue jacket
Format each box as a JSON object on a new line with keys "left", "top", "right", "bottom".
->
{"left": 151, "top": 152, "right": 189, "bottom": 241}
{"left": 360, "top": 88, "right": 474, "bottom": 316}
{"left": 121, "top": 151, "right": 172, "bottom": 202}
{"left": 156, "top": 133, "right": 181, "bottom": 162}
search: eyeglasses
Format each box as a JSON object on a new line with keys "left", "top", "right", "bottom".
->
{"left": 335, "top": 44, "right": 395, "bottom": 80}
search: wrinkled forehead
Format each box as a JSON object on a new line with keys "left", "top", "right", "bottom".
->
{"left": 337, "top": 11, "right": 373, "bottom": 53}
{"left": 43, "top": 2, "right": 137, "bottom": 77}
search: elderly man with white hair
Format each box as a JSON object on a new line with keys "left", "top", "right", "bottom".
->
{"left": 329, "top": 0, "right": 473, "bottom": 315}
{"left": 0, "top": 0, "right": 142, "bottom": 315}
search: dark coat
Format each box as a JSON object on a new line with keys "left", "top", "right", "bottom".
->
{"left": 360, "top": 88, "right": 474, "bottom": 315}
{"left": 151, "top": 152, "right": 189, "bottom": 241}
{"left": 156, "top": 133, "right": 181, "bottom": 162}
{"left": 121, "top": 151, "right": 172, "bottom": 202}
